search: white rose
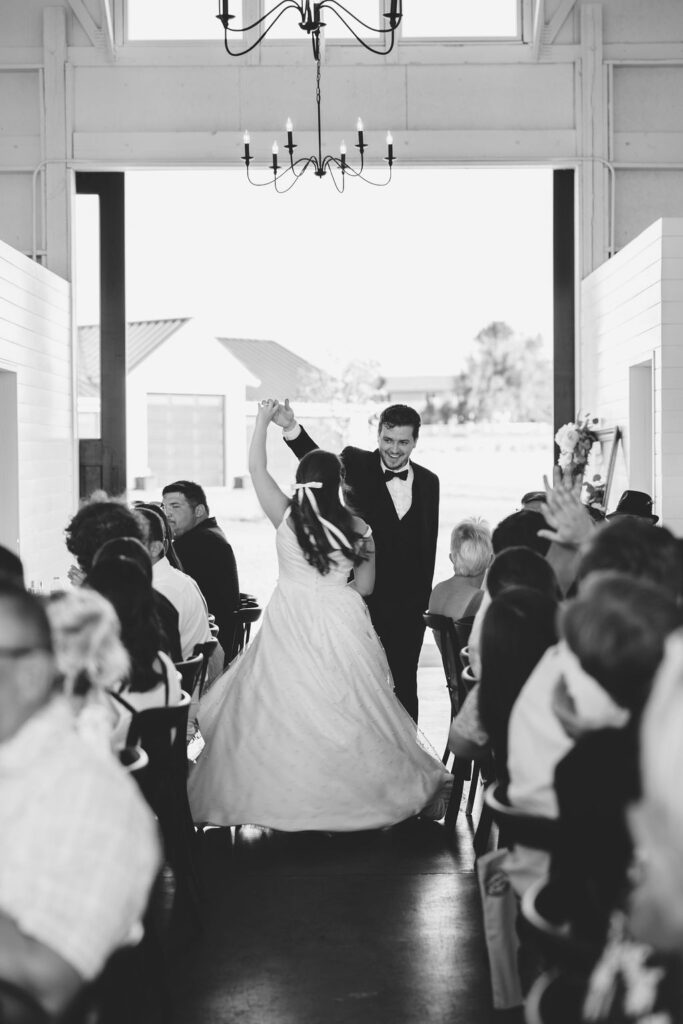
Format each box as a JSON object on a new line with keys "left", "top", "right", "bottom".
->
{"left": 558, "top": 451, "right": 573, "bottom": 470}
{"left": 555, "top": 423, "right": 578, "bottom": 450}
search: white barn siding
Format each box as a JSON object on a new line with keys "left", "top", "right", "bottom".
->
{"left": 580, "top": 218, "right": 683, "bottom": 534}
{"left": 0, "top": 238, "right": 75, "bottom": 583}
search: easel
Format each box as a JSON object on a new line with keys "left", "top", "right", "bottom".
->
{"left": 593, "top": 426, "right": 623, "bottom": 512}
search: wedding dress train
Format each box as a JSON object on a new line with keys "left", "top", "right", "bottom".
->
{"left": 188, "top": 515, "right": 451, "bottom": 831}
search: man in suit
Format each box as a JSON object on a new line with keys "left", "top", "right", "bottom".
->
{"left": 162, "top": 480, "right": 240, "bottom": 661}
{"left": 274, "top": 400, "right": 439, "bottom": 722}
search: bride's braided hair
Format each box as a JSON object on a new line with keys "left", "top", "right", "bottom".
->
{"left": 289, "top": 449, "right": 368, "bottom": 576}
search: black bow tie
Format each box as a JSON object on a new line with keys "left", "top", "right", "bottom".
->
{"left": 383, "top": 469, "right": 408, "bottom": 482}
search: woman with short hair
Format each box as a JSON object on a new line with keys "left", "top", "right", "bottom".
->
{"left": 428, "top": 516, "right": 493, "bottom": 623}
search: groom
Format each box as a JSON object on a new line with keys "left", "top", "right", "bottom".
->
{"left": 274, "top": 400, "right": 439, "bottom": 722}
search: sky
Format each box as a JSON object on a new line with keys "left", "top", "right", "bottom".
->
{"left": 75, "top": 165, "right": 554, "bottom": 378}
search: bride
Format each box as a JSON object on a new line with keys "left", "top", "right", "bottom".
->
{"left": 188, "top": 399, "right": 452, "bottom": 831}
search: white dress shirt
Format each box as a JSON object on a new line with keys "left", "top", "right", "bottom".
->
{"left": 152, "top": 556, "right": 212, "bottom": 659}
{"left": 504, "top": 641, "right": 629, "bottom": 896}
{"left": 380, "top": 460, "right": 414, "bottom": 519}
{"left": 0, "top": 697, "right": 161, "bottom": 981}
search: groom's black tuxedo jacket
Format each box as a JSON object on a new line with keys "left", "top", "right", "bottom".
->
{"left": 285, "top": 427, "right": 440, "bottom": 616}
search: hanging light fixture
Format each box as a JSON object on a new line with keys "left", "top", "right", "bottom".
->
{"left": 217, "top": 0, "right": 402, "bottom": 59}
{"left": 241, "top": 55, "right": 394, "bottom": 192}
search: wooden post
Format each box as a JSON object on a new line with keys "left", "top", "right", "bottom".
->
{"left": 75, "top": 172, "right": 126, "bottom": 497}
{"left": 553, "top": 168, "right": 576, "bottom": 446}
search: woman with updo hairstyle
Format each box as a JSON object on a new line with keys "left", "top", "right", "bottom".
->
{"left": 187, "top": 399, "right": 452, "bottom": 832}
{"left": 46, "top": 587, "right": 130, "bottom": 752}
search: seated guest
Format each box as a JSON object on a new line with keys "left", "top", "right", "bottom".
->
{"left": 86, "top": 554, "right": 182, "bottom": 749}
{"left": 46, "top": 588, "right": 130, "bottom": 753}
{"left": 520, "top": 490, "right": 547, "bottom": 513}
{"left": 492, "top": 509, "right": 551, "bottom": 557}
{"left": 429, "top": 517, "right": 491, "bottom": 624}
{"left": 0, "top": 544, "right": 24, "bottom": 587}
{"left": 505, "top": 515, "right": 683, "bottom": 898}
{"left": 134, "top": 500, "right": 184, "bottom": 571}
{"left": 551, "top": 573, "right": 682, "bottom": 943}
{"left": 162, "top": 480, "right": 240, "bottom": 660}
{"left": 469, "top": 545, "right": 560, "bottom": 678}
{"left": 65, "top": 497, "right": 146, "bottom": 585}
{"left": 478, "top": 585, "right": 558, "bottom": 789}
{"left": 449, "top": 551, "right": 560, "bottom": 760}
{"left": 631, "top": 629, "right": 683, "bottom": 954}
{"left": 605, "top": 488, "right": 658, "bottom": 523}
{"left": 64, "top": 499, "right": 182, "bottom": 661}
{"left": 136, "top": 505, "right": 212, "bottom": 661}
{"left": 540, "top": 627, "right": 683, "bottom": 1024}
{"left": 0, "top": 582, "right": 160, "bottom": 1016}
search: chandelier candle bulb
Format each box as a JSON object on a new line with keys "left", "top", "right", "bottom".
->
{"left": 340, "top": 140, "right": 347, "bottom": 170}
{"left": 242, "top": 130, "right": 250, "bottom": 164}
{"left": 386, "top": 131, "right": 394, "bottom": 165}
{"left": 271, "top": 140, "right": 279, "bottom": 173}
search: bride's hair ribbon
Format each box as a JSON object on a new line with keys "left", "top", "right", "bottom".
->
{"left": 292, "top": 481, "right": 352, "bottom": 550}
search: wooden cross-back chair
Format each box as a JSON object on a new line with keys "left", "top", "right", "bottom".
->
{"left": 124, "top": 691, "right": 201, "bottom": 923}
{"left": 229, "top": 593, "right": 263, "bottom": 662}
{"left": 423, "top": 612, "right": 481, "bottom": 832}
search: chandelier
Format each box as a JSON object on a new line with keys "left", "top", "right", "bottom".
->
{"left": 217, "top": 0, "right": 403, "bottom": 59}
{"left": 241, "top": 56, "right": 394, "bottom": 192}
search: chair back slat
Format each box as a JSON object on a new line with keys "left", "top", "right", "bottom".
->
{"left": 174, "top": 653, "right": 203, "bottom": 697}
{"left": 192, "top": 637, "right": 219, "bottom": 698}
{"left": 229, "top": 595, "right": 263, "bottom": 662}
{"left": 423, "top": 612, "right": 468, "bottom": 714}
{"left": 484, "top": 782, "right": 560, "bottom": 852}
{"left": 0, "top": 978, "right": 49, "bottom": 1024}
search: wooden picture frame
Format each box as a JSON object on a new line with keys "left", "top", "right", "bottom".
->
{"left": 593, "top": 426, "right": 623, "bottom": 511}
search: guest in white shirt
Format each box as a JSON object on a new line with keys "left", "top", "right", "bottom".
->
{"left": 137, "top": 505, "right": 212, "bottom": 660}
{"left": 506, "top": 515, "right": 683, "bottom": 896}
{"left": 0, "top": 582, "right": 160, "bottom": 1017}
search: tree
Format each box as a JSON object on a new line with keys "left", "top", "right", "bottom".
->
{"left": 296, "top": 359, "right": 387, "bottom": 405}
{"left": 456, "top": 321, "right": 552, "bottom": 423}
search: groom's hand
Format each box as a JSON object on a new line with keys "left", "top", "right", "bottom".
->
{"left": 272, "top": 398, "right": 296, "bottom": 430}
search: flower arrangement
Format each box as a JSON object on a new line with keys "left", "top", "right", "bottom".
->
{"left": 555, "top": 413, "right": 600, "bottom": 481}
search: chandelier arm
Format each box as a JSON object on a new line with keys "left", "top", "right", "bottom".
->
{"left": 316, "top": 6, "right": 397, "bottom": 53}
{"left": 318, "top": 1, "right": 400, "bottom": 35}
{"left": 221, "top": 3, "right": 304, "bottom": 56}
{"left": 274, "top": 171, "right": 309, "bottom": 194}
{"left": 290, "top": 156, "right": 318, "bottom": 178}
{"left": 352, "top": 166, "right": 393, "bottom": 186}
{"left": 246, "top": 159, "right": 314, "bottom": 186}
{"left": 221, "top": 0, "right": 302, "bottom": 33}
{"left": 326, "top": 161, "right": 346, "bottom": 193}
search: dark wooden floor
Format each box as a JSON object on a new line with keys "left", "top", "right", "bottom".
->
{"left": 164, "top": 647, "right": 517, "bottom": 1024}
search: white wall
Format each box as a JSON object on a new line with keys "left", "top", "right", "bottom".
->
{"left": 0, "top": 238, "right": 75, "bottom": 584}
{"left": 580, "top": 218, "right": 683, "bottom": 534}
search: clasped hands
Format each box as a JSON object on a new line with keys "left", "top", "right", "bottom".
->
{"left": 256, "top": 397, "right": 296, "bottom": 430}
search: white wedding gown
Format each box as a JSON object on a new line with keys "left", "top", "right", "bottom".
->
{"left": 188, "top": 514, "right": 451, "bottom": 831}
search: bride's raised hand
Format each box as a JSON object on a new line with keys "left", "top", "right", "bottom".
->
{"left": 256, "top": 398, "right": 280, "bottom": 424}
